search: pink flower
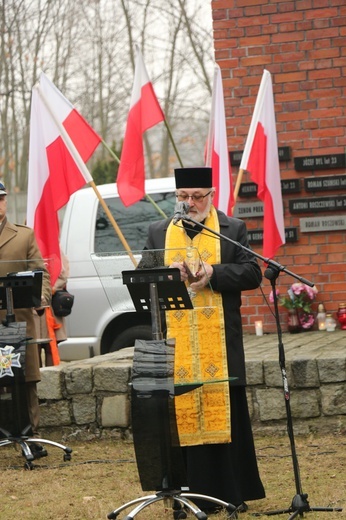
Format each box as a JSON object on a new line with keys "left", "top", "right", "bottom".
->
{"left": 269, "top": 289, "right": 280, "bottom": 303}
{"left": 291, "top": 283, "right": 318, "bottom": 300}
{"left": 278, "top": 282, "right": 318, "bottom": 312}
{"left": 305, "top": 285, "right": 318, "bottom": 300}
{"left": 299, "top": 313, "right": 314, "bottom": 329}
{"left": 291, "top": 283, "right": 306, "bottom": 296}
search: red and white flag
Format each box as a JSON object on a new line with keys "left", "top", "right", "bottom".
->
{"left": 206, "top": 65, "right": 234, "bottom": 215}
{"left": 239, "top": 70, "right": 285, "bottom": 259}
{"left": 117, "top": 48, "right": 164, "bottom": 207}
{"left": 27, "top": 72, "right": 101, "bottom": 284}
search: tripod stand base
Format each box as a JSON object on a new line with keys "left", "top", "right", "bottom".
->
{"left": 0, "top": 425, "right": 72, "bottom": 469}
{"left": 253, "top": 493, "right": 343, "bottom": 518}
{"left": 107, "top": 491, "right": 240, "bottom": 520}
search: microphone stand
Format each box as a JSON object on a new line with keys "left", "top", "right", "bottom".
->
{"left": 175, "top": 213, "right": 343, "bottom": 519}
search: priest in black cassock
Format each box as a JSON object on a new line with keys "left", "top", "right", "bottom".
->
{"left": 139, "top": 166, "right": 265, "bottom": 513}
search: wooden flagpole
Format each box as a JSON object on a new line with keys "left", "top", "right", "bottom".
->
{"left": 35, "top": 84, "right": 138, "bottom": 267}
{"left": 89, "top": 181, "right": 138, "bottom": 266}
{"left": 164, "top": 119, "right": 184, "bottom": 167}
{"left": 205, "top": 66, "right": 219, "bottom": 167}
{"left": 102, "top": 140, "right": 168, "bottom": 219}
{"left": 232, "top": 168, "right": 245, "bottom": 208}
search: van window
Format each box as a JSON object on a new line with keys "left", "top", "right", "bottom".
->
{"left": 94, "top": 191, "right": 176, "bottom": 253}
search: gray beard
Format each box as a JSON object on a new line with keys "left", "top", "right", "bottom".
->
{"left": 187, "top": 200, "right": 212, "bottom": 225}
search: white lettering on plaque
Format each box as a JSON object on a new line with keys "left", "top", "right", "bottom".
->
{"left": 233, "top": 202, "right": 264, "bottom": 218}
{"left": 300, "top": 215, "right": 346, "bottom": 232}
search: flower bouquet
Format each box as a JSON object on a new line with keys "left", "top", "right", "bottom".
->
{"left": 270, "top": 283, "right": 318, "bottom": 331}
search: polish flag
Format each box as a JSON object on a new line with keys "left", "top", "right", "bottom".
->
{"left": 206, "top": 65, "right": 234, "bottom": 215}
{"left": 27, "top": 72, "right": 101, "bottom": 284}
{"left": 239, "top": 70, "right": 285, "bottom": 259}
{"left": 117, "top": 48, "right": 164, "bottom": 207}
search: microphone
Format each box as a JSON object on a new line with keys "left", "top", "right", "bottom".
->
{"left": 173, "top": 201, "right": 190, "bottom": 224}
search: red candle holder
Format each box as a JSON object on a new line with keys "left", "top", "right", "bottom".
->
{"left": 337, "top": 303, "right": 346, "bottom": 330}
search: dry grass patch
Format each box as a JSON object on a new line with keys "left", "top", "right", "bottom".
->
{"left": 0, "top": 432, "right": 345, "bottom": 520}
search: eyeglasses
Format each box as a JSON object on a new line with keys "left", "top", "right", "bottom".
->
{"left": 176, "top": 190, "right": 212, "bottom": 202}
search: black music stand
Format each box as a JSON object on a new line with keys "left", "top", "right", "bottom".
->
{"left": 107, "top": 268, "right": 238, "bottom": 520}
{"left": 0, "top": 271, "right": 72, "bottom": 469}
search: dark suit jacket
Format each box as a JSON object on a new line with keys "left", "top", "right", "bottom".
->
{"left": 140, "top": 209, "right": 262, "bottom": 385}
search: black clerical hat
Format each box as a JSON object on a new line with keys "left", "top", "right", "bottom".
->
{"left": 174, "top": 167, "right": 212, "bottom": 188}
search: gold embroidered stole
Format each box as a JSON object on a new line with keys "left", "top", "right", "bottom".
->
{"left": 165, "top": 206, "right": 231, "bottom": 446}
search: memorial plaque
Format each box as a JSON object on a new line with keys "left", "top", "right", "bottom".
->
{"left": 239, "top": 183, "right": 257, "bottom": 198}
{"left": 294, "top": 153, "right": 345, "bottom": 172}
{"left": 300, "top": 215, "right": 346, "bottom": 233}
{"left": 285, "top": 227, "right": 299, "bottom": 242}
{"left": 233, "top": 202, "right": 264, "bottom": 218}
{"left": 278, "top": 146, "right": 291, "bottom": 162}
{"left": 304, "top": 174, "right": 346, "bottom": 192}
{"left": 247, "top": 230, "right": 263, "bottom": 244}
{"left": 230, "top": 146, "right": 291, "bottom": 166}
{"left": 289, "top": 195, "right": 346, "bottom": 214}
{"left": 248, "top": 227, "right": 298, "bottom": 244}
{"left": 281, "top": 178, "right": 301, "bottom": 194}
{"left": 230, "top": 150, "right": 243, "bottom": 166}
{"left": 239, "top": 178, "right": 301, "bottom": 198}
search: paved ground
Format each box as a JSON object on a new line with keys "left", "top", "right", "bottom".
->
{"left": 243, "top": 328, "right": 345, "bottom": 361}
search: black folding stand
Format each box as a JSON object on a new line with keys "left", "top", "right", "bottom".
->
{"left": 174, "top": 213, "right": 343, "bottom": 519}
{"left": 0, "top": 272, "right": 72, "bottom": 469}
{"left": 107, "top": 267, "right": 239, "bottom": 520}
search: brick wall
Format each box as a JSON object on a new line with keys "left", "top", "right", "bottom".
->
{"left": 211, "top": 0, "right": 346, "bottom": 333}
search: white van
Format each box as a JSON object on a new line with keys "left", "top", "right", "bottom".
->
{"left": 59, "top": 177, "right": 176, "bottom": 361}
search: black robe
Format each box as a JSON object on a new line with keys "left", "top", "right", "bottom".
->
{"left": 140, "top": 210, "right": 265, "bottom": 507}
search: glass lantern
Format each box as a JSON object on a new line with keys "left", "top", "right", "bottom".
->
{"left": 337, "top": 303, "right": 346, "bottom": 330}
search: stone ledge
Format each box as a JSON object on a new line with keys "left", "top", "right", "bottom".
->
{"left": 37, "top": 332, "right": 346, "bottom": 437}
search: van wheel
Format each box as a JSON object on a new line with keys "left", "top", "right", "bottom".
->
{"left": 109, "top": 325, "right": 153, "bottom": 352}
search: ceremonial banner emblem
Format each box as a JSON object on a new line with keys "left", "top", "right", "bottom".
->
{"left": 0, "top": 345, "right": 21, "bottom": 378}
